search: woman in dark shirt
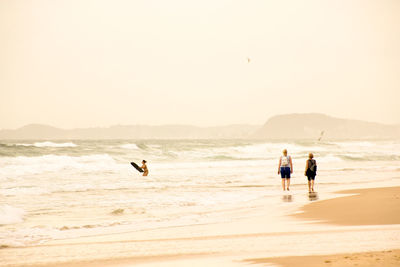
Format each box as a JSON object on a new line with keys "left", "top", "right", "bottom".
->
{"left": 304, "top": 153, "right": 317, "bottom": 192}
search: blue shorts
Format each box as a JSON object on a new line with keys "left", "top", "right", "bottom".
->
{"left": 280, "top": 166, "right": 291, "bottom": 178}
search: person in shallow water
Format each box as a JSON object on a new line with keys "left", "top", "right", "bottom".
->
{"left": 141, "top": 160, "right": 148, "bottom": 176}
{"left": 278, "top": 149, "right": 293, "bottom": 191}
{"left": 305, "top": 153, "right": 317, "bottom": 192}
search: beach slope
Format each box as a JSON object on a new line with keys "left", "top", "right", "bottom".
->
{"left": 294, "top": 187, "right": 400, "bottom": 225}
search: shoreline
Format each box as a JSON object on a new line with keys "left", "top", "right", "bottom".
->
{"left": 245, "top": 186, "right": 400, "bottom": 266}
{"left": 3, "top": 186, "right": 400, "bottom": 267}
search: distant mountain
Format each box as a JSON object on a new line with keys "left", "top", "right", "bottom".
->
{"left": 0, "top": 124, "right": 259, "bottom": 139}
{"left": 1, "top": 114, "right": 399, "bottom": 140}
{"left": 0, "top": 124, "right": 65, "bottom": 139}
{"left": 253, "top": 113, "right": 400, "bottom": 140}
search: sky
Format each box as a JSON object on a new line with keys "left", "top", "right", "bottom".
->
{"left": 1, "top": 0, "right": 399, "bottom": 129}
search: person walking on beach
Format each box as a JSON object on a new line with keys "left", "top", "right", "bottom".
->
{"left": 304, "top": 153, "right": 317, "bottom": 192}
{"left": 278, "top": 149, "right": 293, "bottom": 191}
{"left": 141, "top": 160, "right": 149, "bottom": 176}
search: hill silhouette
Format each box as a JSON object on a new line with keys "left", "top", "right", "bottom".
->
{"left": 253, "top": 113, "right": 400, "bottom": 140}
{"left": 1, "top": 114, "right": 399, "bottom": 139}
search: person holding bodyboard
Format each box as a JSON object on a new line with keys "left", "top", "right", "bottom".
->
{"left": 141, "top": 160, "right": 148, "bottom": 176}
{"left": 130, "top": 160, "right": 149, "bottom": 176}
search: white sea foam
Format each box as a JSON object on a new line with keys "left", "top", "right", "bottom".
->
{"left": 119, "top": 143, "right": 139, "bottom": 150}
{"left": 0, "top": 154, "right": 119, "bottom": 177}
{"left": 0, "top": 205, "right": 25, "bottom": 225}
{"left": 16, "top": 142, "right": 77, "bottom": 148}
{"left": 317, "top": 155, "right": 344, "bottom": 163}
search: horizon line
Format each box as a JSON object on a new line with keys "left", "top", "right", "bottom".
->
{"left": 2, "top": 113, "right": 399, "bottom": 131}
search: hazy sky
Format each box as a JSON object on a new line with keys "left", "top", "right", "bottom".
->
{"left": 1, "top": 0, "right": 399, "bottom": 129}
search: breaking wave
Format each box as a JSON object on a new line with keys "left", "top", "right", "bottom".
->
{"left": 16, "top": 142, "right": 77, "bottom": 148}
{"left": 119, "top": 143, "right": 139, "bottom": 150}
{"left": 0, "top": 205, "right": 25, "bottom": 225}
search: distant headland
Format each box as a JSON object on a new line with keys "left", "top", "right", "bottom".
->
{"left": 1, "top": 113, "right": 399, "bottom": 140}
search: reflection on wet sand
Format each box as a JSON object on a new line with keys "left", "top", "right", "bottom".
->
{"left": 282, "top": 194, "right": 293, "bottom": 202}
{"left": 308, "top": 192, "right": 319, "bottom": 201}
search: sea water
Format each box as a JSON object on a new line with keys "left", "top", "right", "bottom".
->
{"left": 1, "top": 139, "right": 399, "bottom": 248}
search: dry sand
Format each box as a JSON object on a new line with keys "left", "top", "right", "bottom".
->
{"left": 294, "top": 186, "right": 400, "bottom": 225}
{"left": 246, "top": 249, "right": 400, "bottom": 267}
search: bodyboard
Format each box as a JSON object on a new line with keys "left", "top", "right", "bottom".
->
{"left": 130, "top": 162, "right": 144, "bottom": 173}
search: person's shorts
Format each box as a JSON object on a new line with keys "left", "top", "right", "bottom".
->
{"left": 306, "top": 169, "right": 316, "bottom": 181}
{"left": 280, "top": 166, "right": 291, "bottom": 178}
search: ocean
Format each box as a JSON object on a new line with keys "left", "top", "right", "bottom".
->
{"left": 1, "top": 139, "right": 399, "bottom": 250}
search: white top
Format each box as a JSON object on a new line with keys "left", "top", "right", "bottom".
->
{"left": 280, "top": 155, "right": 291, "bottom": 167}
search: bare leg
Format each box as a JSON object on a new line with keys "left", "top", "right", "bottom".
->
{"left": 311, "top": 180, "right": 314, "bottom": 192}
{"left": 281, "top": 179, "right": 286, "bottom": 191}
{"left": 286, "top": 178, "right": 290, "bottom": 191}
{"left": 308, "top": 180, "right": 311, "bottom": 192}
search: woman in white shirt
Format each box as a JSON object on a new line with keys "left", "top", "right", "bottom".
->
{"left": 278, "top": 149, "right": 293, "bottom": 191}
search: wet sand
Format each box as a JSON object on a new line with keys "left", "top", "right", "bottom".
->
{"left": 5, "top": 186, "right": 400, "bottom": 267}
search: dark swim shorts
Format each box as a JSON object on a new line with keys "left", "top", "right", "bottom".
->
{"left": 306, "top": 169, "right": 316, "bottom": 180}
{"left": 280, "top": 166, "right": 291, "bottom": 178}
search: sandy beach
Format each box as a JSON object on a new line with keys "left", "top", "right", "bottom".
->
{"left": 247, "top": 250, "right": 400, "bottom": 267}
{"left": 294, "top": 187, "right": 400, "bottom": 225}
{"left": 2, "top": 186, "right": 399, "bottom": 267}
{"left": 245, "top": 186, "right": 400, "bottom": 267}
